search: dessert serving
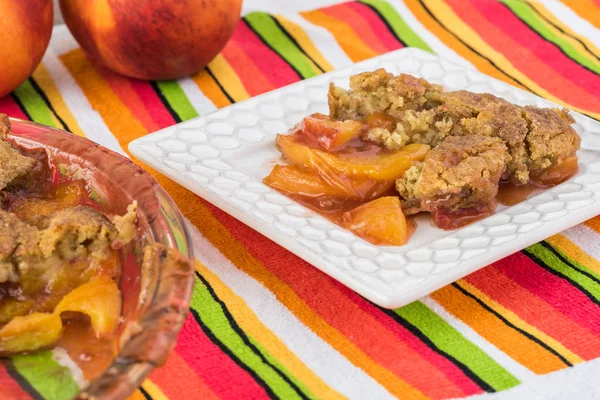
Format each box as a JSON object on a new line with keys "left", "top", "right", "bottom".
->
{"left": 0, "top": 115, "right": 194, "bottom": 395}
{"left": 0, "top": 113, "right": 136, "bottom": 358}
{"left": 264, "top": 69, "right": 581, "bottom": 246}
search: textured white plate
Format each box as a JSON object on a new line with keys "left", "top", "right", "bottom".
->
{"left": 130, "top": 48, "right": 600, "bottom": 308}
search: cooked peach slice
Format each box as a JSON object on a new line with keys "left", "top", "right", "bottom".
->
{"left": 12, "top": 180, "right": 87, "bottom": 224}
{"left": 342, "top": 197, "right": 411, "bottom": 246}
{"left": 294, "top": 113, "right": 363, "bottom": 151}
{"left": 263, "top": 164, "right": 391, "bottom": 200}
{"left": 277, "top": 134, "right": 429, "bottom": 182}
{"left": 55, "top": 277, "right": 121, "bottom": 337}
{"left": 0, "top": 313, "right": 62, "bottom": 355}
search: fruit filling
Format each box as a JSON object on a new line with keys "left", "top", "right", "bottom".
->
{"left": 0, "top": 114, "right": 138, "bottom": 379}
{"left": 264, "top": 70, "right": 580, "bottom": 245}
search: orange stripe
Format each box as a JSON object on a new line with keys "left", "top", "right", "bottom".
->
{"left": 466, "top": 264, "right": 600, "bottom": 360}
{"left": 150, "top": 351, "right": 219, "bottom": 400}
{"left": 97, "top": 65, "right": 160, "bottom": 133}
{"left": 459, "top": 281, "right": 582, "bottom": 365}
{"left": 221, "top": 40, "right": 276, "bottom": 96}
{"left": 583, "top": 216, "right": 600, "bottom": 234}
{"left": 59, "top": 49, "right": 148, "bottom": 145}
{"left": 320, "top": 5, "right": 389, "bottom": 54}
{"left": 432, "top": 283, "right": 569, "bottom": 374}
{"left": 301, "top": 10, "right": 379, "bottom": 62}
{"left": 563, "top": 0, "right": 600, "bottom": 29}
{"left": 126, "top": 391, "right": 146, "bottom": 400}
{"left": 191, "top": 69, "right": 232, "bottom": 109}
{"left": 404, "top": 0, "right": 525, "bottom": 89}
{"left": 59, "top": 47, "right": 224, "bottom": 238}
{"left": 184, "top": 199, "right": 426, "bottom": 399}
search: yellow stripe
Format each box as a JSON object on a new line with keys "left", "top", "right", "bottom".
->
{"left": 207, "top": 55, "right": 250, "bottom": 103}
{"left": 459, "top": 281, "right": 584, "bottom": 365}
{"left": 274, "top": 15, "right": 335, "bottom": 72}
{"left": 141, "top": 379, "right": 170, "bottom": 400}
{"left": 528, "top": 1, "right": 600, "bottom": 61}
{"left": 191, "top": 69, "right": 232, "bottom": 109}
{"left": 421, "top": 0, "right": 600, "bottom": 119}
{"left": 196, "top": 262, "right": 345, "bottom": 400}
{"left": 31, "top": 63, "right": 85, "bottom": 137}
{"left": 546, "top": 234, "right": 600, "bottom": 275}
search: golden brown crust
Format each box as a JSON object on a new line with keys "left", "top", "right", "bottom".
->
{"left": 0, "top": 114, "right": 10, "bottom": 140}
{"left": 328, "top": 69, "right": 443, "bottom": 120}
{"left": 331, "top": 71, "right": 580, "bottom": 185}
{"left": 396, "top": 135, "right": 508, "bottom": 213}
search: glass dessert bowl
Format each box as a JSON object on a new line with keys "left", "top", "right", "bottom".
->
{"left": 1, "top": 118, "right": 194, "bottom": 399}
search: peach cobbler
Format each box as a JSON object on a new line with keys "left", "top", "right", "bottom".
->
{"left": 0, "top": 114, "right": 137, "bottom": 366}
{"left": 264, "top": 69, "right": 581, "bottom": 245}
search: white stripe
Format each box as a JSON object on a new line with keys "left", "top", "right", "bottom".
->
{"left": 561, "top": 224, "right": 600, "bottom": 262}
{"left": 543, "top": 1, "right": 600, "bottom": 50}
{"left": 177, "top": 77, "right": 218, "bottom": 116}
{"left": 186, "top": 222, "right": 395, "bottom": 400}
{"left": 242, "top": 0, "right": 345, "bottom": 16}
{"left": 52, "top": 348, "right": 87, "bottom": 389}
{"left": 421, "top": 296, "right": 536, "bottom": 382}
{"left": 284, "top": 13, "right": 353, "bottom": 70}
{"left": 45, "top": 26, "right": 127, "bottom": 156}
{"left": 389, "top": 1, "right": 475, "bottom": 69}
{"left": 468, "top": 357, "right": 600, "bottom": 400}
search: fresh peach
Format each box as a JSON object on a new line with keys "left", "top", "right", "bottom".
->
{"left": 0, "top": 0, "right": 53, "bottom": 97}
{"left": 59, "top": 0, "right": 243, "bottom": 80}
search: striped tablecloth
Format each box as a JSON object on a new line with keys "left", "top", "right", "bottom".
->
{"left": 2, "top": 1, "right": 600, "bottom": 399}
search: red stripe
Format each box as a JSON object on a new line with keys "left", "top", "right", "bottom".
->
{"left": 129, "top": 79, "right": 177, "bottom": 130}
{"left": 445, "top": 0, "right": 600, "bottom": 113}
{"left": 204, "top": 200, "right": 473, "bottom": 399}
{"left": 470, "top": 0, "right": 600, "bottom": 95}
{"left": 150, "top": 351, "right": 218, "bottom": 400}
{"left": 221, "top": 40, "right": 276, "bottom": 97}
{"left": 344, "top": 286, "right": 482, "bottom": 396}
{"left": 175, "top": 314, "right": 270, "bottom": 400}
{"left": 0, "top": 95, "right": 28, "bottom": 120}
{"left": 321, "top": 3, "right": 395, "bottom": 53}
{"left": 496, "top": 252, "right": 600, "bottom": 336}
{"left": 466, "top": 266, "right": 600, "bottom": 360}
{"left": 0, "top": 364, "right": 32, "bottom": 399}
{"left": 231, "top": 22, "right": 300, "bottom": 89}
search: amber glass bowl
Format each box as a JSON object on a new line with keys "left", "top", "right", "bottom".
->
{"left": 6, "top": 119, "right": 195, "bottom": 399}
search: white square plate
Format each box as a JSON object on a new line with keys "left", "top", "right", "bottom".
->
{"left": 129, "top": 48, "right": 600, "bottom": 308}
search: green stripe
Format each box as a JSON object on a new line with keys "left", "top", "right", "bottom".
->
{"left": 191, "top": 275, "right": 306, "bottom": 399}
{"left": 526, "top": 244, "right": 600, "bottom": 301}
{"left": 395, "top": 301, "right": 520, "bottom": 391}
{"left": 13, "top": 80, "right": 57, "bottom": 127}
{"left": 247, "top": 336, "right": 316, "bottom": 399}
{"left": 501, "top": 0, "right": 600, "bottom": 74}
{"left": 245, "top": 12, "right": 320, "bottom": 79}
{"left": 155, "top": 81, "right": 199, "bottom": 121}
{"left": 12, "top": 351, "right": 79, "bottom": 400}
{"left": 359, "top": 0, "right": 432, "bottom": 52}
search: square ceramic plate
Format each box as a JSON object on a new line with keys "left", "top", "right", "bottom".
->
{"left": 130, "top": 48, "right": 600, "bottom": 308}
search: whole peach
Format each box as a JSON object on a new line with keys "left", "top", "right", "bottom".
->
{"left": 0, "top": 0, "right": 53, "bottom": 97}
{"left": 59, "top": 0, "right": 243, "bottom": 80}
